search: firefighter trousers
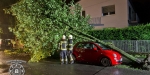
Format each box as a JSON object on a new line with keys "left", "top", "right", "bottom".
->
{"left": 68, "top": 50, "right": 74, "bottom": 63}
{"left": 60, "top": 50, "right": 68, "bottom": 64}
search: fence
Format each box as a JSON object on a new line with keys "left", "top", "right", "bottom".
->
{"left": 102, "top": 40, "right": 150, "bottom": 53}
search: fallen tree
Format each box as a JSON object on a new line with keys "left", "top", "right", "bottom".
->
{"left": 62, "top": 22, "right": 142, "bottom": 64}
{"left": 67, "top": 24, "right": 150, "bottom": 70}
{"left": 4, "top": 0, "right": 144, "bottom": 67}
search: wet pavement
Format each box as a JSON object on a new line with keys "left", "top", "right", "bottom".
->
{"left": 24, "top": 62, "right": 150, "bottom": 75}
{"left": 0, "top": 51, "right": 150, "bottom": 75}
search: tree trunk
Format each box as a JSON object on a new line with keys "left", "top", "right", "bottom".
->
{"left": 66, "top": 24, "right": 142, "bottom": 64}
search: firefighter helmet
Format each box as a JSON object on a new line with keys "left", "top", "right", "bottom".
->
{"left": 62, "top": 35, "right": 66, "bottom": 39}
{"left": 68, "top": 35, "right": 73, "bottom": 39}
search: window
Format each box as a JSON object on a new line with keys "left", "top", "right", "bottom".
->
{"left": 129, "top": 6, "right": 131, "bottom": 20}
{"left": 96, "top": 43, "right": 111, "bottom": 50}
{"left": 77, "top": 43, "right": 84, "bottom": 48}
{"left": 82, "top": 11, "right": 86, "bottom": 17}
{"left": 129, "top": 6, "right": 136, "bottom": 22}
{"left": 84, "top": 43, "right": 96, "bottom": 49}
{"left": 77, "top": 43, "right": 97, "bottom": 50}
{"left": 102, "top": 5, "right": 115, "bottom": 16}
{"left": 84, "top": 43, "right": 91, "bottom": 49}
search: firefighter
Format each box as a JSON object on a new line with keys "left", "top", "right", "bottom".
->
{"left": 67, "top": 35, "right": 74, "bottom": 64}
{"left": 59, "top": 35, "right": 68, "bottom": 64}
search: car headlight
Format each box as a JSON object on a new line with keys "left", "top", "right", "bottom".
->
{"left": 113, "top": 53, "right": 117, "bottom": 58}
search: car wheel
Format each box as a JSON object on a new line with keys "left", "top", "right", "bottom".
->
{"left": 100, "top": 57, "right": 111, "bottom": 67}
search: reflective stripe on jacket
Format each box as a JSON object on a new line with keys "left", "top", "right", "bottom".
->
{"left": 60, "top": 40, "right": 67, "bottom": 50}
{"left": 68, "top": 39, "right": 73, "bottom": 50}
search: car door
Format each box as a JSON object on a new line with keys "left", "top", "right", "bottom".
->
{"left": 74, "top": 43, "right": 86, "bottom": 61}
{"left": 83, "top": 43, "right": 101, "bottom": 63}
{"left": 75, "top": 43, "right": 92, "bottom": 62}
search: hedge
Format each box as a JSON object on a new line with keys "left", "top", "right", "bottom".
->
{"left": 88, "top": 23, "right": 150, "bottom": 40}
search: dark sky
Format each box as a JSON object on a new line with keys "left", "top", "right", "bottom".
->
{"left": 130, "top": 0, "right": 150, "bottom": 23}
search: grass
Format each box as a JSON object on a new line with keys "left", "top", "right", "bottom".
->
{"left": 127, "top": 52, "right": 148, "bottom": 58}
{"left": 114, "top": 53, "right": 149, "bottom": 71}
{"left": 115, "top": 64, "right": 143, "bottom": 71}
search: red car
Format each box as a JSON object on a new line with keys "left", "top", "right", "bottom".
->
{"left": 73, "top": 41, "right": 122, "bottom": 66}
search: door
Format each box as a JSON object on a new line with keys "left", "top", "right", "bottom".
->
{"left": 82, "top": 43, "right": 100, "bottom": 63}
{"left": 75, "top": 43, "right": 86, "bottom": 61}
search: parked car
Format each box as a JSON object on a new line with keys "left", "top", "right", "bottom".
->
{"left": 73, "top": 41, "right": 122, "bottom": 66}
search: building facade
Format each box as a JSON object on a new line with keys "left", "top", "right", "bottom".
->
{"left": 78, "top": 0, "right": 139, "bottom": 29}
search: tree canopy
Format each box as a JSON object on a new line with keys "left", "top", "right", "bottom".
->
{"left": 4, "top": 0, "right": 142, "bottom": 66}
{"left": 4, "top": 0, "right": 93, "bottom": 62}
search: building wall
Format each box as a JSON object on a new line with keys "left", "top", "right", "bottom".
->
{"left": 78, "top": 0, "right": 129, "bottom": 29}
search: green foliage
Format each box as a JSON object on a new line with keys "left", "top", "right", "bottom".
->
{"left": 4, "top": 48, "right": 30, "bottom": 54}
{"left": 0, "top": 23, "right": 3, "bottom": 37}
{"left": 115, "top": 65, "right": 142, "bottom": 70}
{"left": 4, "top": 49, "right": 16, "bottom": 55}
{"left": 89, "top": 23, "right": 150, "bottom": 40}
{"left": 4, "top": 0, "right": 141, "bottom": 64}
{"left": 4, "top": 0, "right": 93, "bottom": 62}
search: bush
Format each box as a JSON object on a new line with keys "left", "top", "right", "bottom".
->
{"left": 89, "top": 23, "right": 150, "bottom": 40}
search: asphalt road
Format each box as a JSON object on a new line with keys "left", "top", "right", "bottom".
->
{"left": 24, "top": 61, "right": 150, "bottom": 75}
{"left": 0, "top": 51, "right": 150, "bottom": 75}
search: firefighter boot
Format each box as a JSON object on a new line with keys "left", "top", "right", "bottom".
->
{"left": 65, "top": 56, "right": 68, "bottom": 64}
{"left": 70, "top": 60, "right": 74, "bottom": 64}
{"left": 60, "top": 59, "right": 64, "bottom": 64}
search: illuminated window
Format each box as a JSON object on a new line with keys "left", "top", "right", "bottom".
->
{"left": 102, "top": 5, "right": 115, "bottom": 16}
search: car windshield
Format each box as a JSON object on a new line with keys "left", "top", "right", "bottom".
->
{"left": 96, "top": 43, "right": 111, "bottom": 50}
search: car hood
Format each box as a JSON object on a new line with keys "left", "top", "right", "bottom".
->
{"left": 103, "top": 49, "right": 121, "bottom": 55}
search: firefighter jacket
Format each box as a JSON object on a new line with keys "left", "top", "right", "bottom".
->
{"left": 60, "top": 39, "right": 67, "bottom": 50}
{"left": 68, "top": 39, "right": 73, "bottom": 50}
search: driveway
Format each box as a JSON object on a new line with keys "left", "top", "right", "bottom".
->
{"left": 0, "top": 51, "right": 150, "bottom": 75}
